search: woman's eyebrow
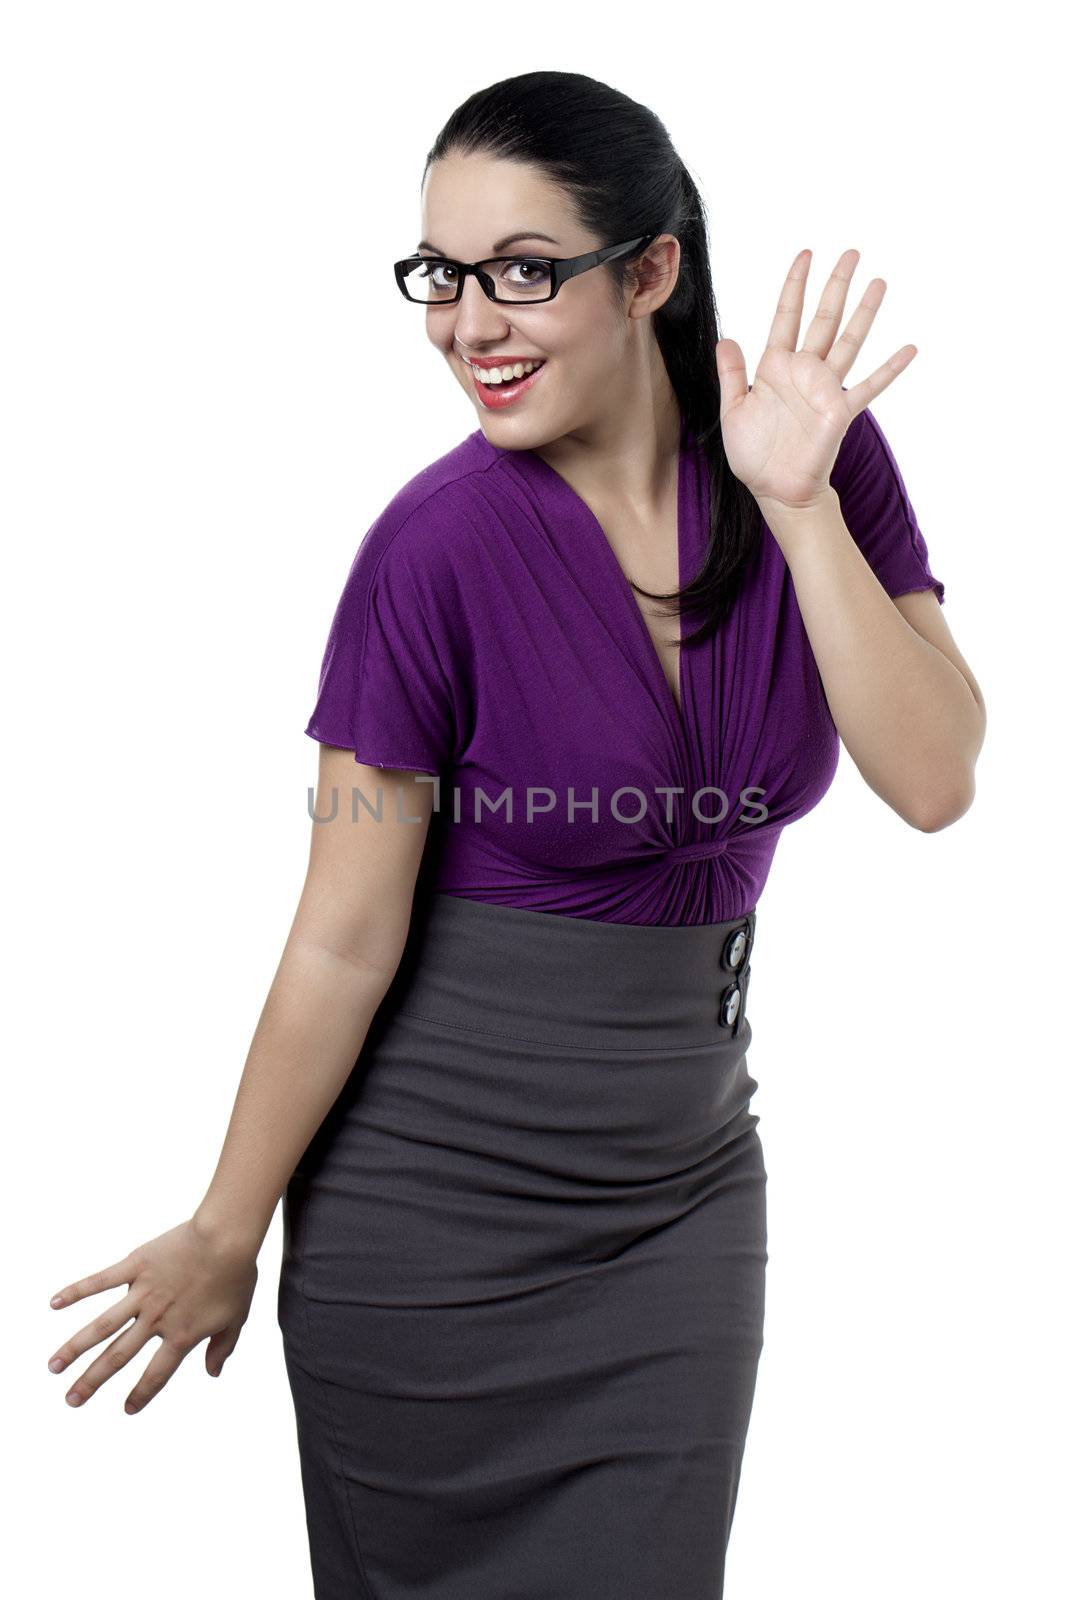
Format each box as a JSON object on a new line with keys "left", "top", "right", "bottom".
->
{"left": 416, "top": 231, "right": 562, "bottom": 255}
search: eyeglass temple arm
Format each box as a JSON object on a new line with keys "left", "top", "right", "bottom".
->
{"left": 552, "top": 233, "right": 658, "bottom": 287}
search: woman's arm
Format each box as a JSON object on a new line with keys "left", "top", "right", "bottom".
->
{"left": 759, "top": 490, "right": 986, "bottom": 830}
{"left": 714, "top": 245, "right": 986, "bottom": 831}
{"left": 48, "top": 745, "right": 439, "bottom": 1411}
{"left": 190, "top": 743, "right": 439, "bottom": 1256}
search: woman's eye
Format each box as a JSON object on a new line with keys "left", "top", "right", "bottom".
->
{"left": 426, "top": 262, "right": 457, "bottom": 288}
{"left": 504, "top": 259, "right": 551, "bottom": 289}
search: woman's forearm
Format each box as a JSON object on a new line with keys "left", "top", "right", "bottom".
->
{"left": 190, "top": 939, "right": 399, "bottom": 1258}
{"left": 758, "top": 487, "right": 984, "bottom": 828}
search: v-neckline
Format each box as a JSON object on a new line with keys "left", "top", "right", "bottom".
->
{"left": 511, "top": 421, "right": 692, "bottom": 739}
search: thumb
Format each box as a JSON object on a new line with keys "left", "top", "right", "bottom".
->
{"left": 715, "top": 338, "right": 749, "bottom": 414}
{"left": 205, "top": 1326, "right": 240, "bottom": 1377}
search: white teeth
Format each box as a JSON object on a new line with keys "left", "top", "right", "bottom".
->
{"left": 469, "top": 359, "right": 544, "bottom": 385}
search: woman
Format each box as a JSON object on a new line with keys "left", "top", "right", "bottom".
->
{"left": 47, "top": 71, "right": 985, "bottom": 1599}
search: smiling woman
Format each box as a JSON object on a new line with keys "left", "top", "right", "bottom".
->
{"left": 46, "top": 63, "right": 983, "bottom": 1600}
{"left": 270, "top": 68, "right": 983, "bottom": 1600}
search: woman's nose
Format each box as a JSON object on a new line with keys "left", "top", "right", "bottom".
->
{"left": 451, "top": 275, "right": 513, "bottom": 345}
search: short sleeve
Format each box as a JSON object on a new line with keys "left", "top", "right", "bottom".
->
{"left": 829, "top": 404, "right": 946, "bottom": 605}
{"left": 304, "top": 503, "right": 464, "bottom": 773}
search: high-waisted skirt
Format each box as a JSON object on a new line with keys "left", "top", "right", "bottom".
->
{"left": 277, "top": 890, "right": 768, "bottom": 1600}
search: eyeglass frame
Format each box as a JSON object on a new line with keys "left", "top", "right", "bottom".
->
{"left": 393, "top": 232, "right": 659, "bottom": 306}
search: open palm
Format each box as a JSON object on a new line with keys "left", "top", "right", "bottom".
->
{"left": 715, "top": 248, "right": 918, "bottom": 511}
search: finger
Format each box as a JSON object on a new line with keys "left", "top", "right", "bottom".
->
{"left": 205, "top": 1324, "right": 242, "bottom": 1377}
{"left": 50, "top": 1251, "right": 138, "bottom": 1309}
{"left": 765, "top": 249, "right": 812, "bottom": 353}
{"left": 800, "top": 248, "right": 860, "bottom": 359}
{"left": 61, "top": 1318, "right": 156, "bottom": 1408}
{"left": 715, "top": 338, "right": 749, "bottom": 413}
{"left": 125, "top": 1339, "right": 188, "bottom": 1414}
{"left": 47, "top": 1289, "right": 138, "bottom": 1375}
{"left": 841, "top": 345, "right": 919, "bottom": 416}
{"left": 825, "top": 277, "right": 888, "bottom": 382}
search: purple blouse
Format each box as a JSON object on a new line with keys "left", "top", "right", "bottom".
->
{"left": 305, "top": 408, "right": 945, "bottom": 925}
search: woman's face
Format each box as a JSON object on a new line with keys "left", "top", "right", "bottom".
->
{"left": 417, "top": 151, "right": 674, "bottom": 449}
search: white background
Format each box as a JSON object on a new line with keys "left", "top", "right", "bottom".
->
{"left": 5, "top": 3, "right": 1063, "bottom": 1596}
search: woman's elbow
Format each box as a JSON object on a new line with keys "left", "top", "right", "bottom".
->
{"left": 905, "top": 771, "right": 978, "bottom": 833}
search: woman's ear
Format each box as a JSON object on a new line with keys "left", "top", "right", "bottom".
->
{"left": 630, "top": 235, "right": 682, "bottom": 318}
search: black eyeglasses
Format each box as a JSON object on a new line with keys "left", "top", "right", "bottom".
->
{"left": 393, "top": 233, "right": 658, "bottom": 306}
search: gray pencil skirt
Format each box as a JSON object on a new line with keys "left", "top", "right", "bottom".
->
{"left": 277, "top": 890, "right": 767, "bottom": 1600}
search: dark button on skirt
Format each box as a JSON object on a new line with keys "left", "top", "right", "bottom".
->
{"left": 278, "top": 891, "right": 767, "bottom": 1599}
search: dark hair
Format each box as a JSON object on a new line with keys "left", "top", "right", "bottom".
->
{"left": 424, "top": 70, "right": 765, "bottom": 649}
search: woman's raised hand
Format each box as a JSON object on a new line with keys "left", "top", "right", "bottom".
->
{"left": 47, "top": 1217, "right": 258, "bottom": 1413}
{"left": 715, "top": 248, "right": 917, "bottom": 512}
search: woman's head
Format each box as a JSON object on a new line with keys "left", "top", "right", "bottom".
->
{"left": 418, "top": 148, "right": 683, "bottom": 451}
{"left": 416, "top": 70, "right": 764, "bottom": 641}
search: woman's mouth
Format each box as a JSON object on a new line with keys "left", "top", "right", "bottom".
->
{"left": 465, "top": 357, "right": 548, "bottom": 410}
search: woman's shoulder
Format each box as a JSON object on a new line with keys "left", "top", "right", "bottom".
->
{"left": 362, "top": 429, "right": 498, "bottom": 573}
{"left": 827, "top": 396, "right": 945, "bottom": 605}
{"left": 828, "top": 397, "right": 905, "bottom": 492}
